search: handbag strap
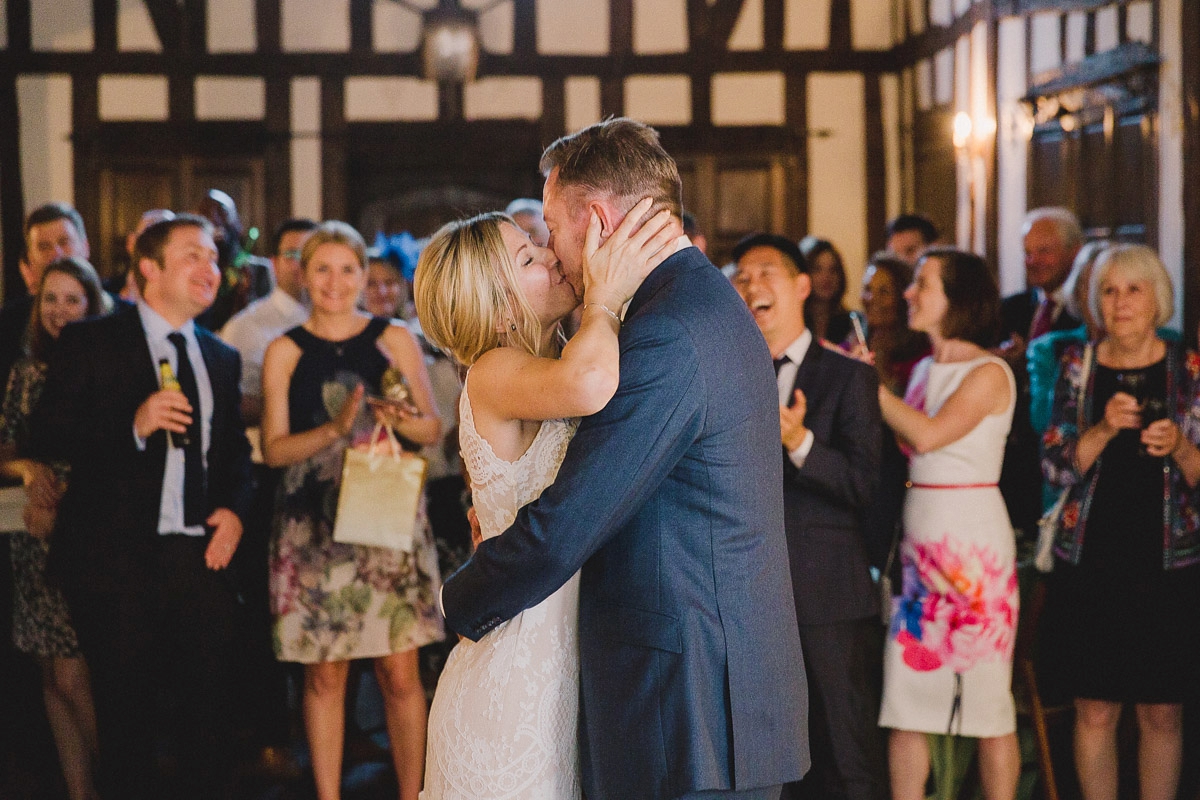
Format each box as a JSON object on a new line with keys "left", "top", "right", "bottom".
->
{"left": 366, "top": 422, "right": 402, "bottom": 461}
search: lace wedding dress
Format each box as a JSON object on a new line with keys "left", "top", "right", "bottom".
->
{"left": 422, "top": 372, "right": 581, "bottom": 799}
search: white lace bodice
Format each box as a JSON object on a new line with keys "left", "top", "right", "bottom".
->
{"left": 458, "top": 370, "right": 579, "bottom": 539}
{"left": 422, "top": 369, "right": 582, "bottom": 800}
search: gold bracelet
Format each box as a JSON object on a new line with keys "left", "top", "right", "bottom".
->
{"left": 583, "top": 302, "right": 622, "bottom": 327}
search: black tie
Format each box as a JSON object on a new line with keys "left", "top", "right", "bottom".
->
{"left": 168, "top": 332, "right": 206, "bottom": 527}
{"left": 773, "top": 355, "right": 790, "bottom": 375}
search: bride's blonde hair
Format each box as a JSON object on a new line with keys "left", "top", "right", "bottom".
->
{"left": 414, "top": 212, "right": 554, "bottom": 367}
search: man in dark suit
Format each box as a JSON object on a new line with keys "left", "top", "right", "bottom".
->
{"left": 996, "top": 207, "right": 1084, "bottom": 537}
{"left": 31, "top": 214, "right": 253, "bottom": 799}
{"left": 732, "top": 234, "right": 887, "bottom": 800}
{"left": 442, "top": 118, "right": 809, "bottom": 799}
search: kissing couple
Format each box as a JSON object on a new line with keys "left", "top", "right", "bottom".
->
{"left": 414, "top": 117, "right": 810, "bottom": 800}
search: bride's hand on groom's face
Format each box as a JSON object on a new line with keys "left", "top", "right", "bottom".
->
{"left": 582, "top": 197, "right": 683, "bottom": 310}
{"left": 467, "top": 506, "right": 482, "bottom": 550}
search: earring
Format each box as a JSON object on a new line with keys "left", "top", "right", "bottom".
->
{"left": 509, "top": 322, "right": 517, "bottom": 332}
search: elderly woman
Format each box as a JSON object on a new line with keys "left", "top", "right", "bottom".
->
{"left": 1039, "top": 244, "right": 1200, "bottom": 800}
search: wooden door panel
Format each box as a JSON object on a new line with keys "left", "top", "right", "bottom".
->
{"left": 97, "top": 166, "right": 176, "bottom": 278}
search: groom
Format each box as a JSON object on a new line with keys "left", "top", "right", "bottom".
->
{"left": 442, "top": 118, "right": 809, "bottom": 799}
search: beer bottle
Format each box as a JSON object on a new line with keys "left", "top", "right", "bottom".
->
{"left": 159, "top": 358, "right": 190, "bottom": 448}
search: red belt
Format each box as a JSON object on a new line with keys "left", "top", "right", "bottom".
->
{"left": 907, "top": 482, "right": 997, "bottom": 489}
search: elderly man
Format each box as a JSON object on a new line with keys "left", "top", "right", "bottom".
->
{"left": 997, "top": 207, "right": 1085, "bottom": 550}
{"left": 442, "top": 118, "right": 808, "bottom": 800}
{"left": 732, "top": 233, "right": 886, "bottom": 800}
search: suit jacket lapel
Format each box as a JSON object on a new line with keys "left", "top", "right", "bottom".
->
{"left": 790, "top": 337, "right": 826, "bottom": 410}
{"left": 120, "top": 305, "right": 160, "bottom": 401}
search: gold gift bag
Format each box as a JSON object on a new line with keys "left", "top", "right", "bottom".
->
{"left": 333, "top": 424, "right": 426, "bottom": 552}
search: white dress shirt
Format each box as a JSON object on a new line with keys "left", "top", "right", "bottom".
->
{"left": 219, "top": 288, "right": 310, "bottom": 398}
{"left": 135, "top": 302, "right": 213, "bottom": 536}
{"left": 776, "top": 329, "right": 816, "bottom": 468}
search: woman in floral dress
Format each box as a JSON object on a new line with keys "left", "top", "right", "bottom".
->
{"left": 1039, "top": 244, "right": 1200, "bottom": 800}
{"left": 3, "top": 256, "right": 108, "bottom": 800}
{"left": 262, "top": 221, "right": 444, "bottom": 800}
{"left": 870, "top": 248, "right": 1020, "bottom": 800}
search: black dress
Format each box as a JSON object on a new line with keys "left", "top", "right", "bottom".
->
{"left": 1041, "top": 358, "right": 1200, "bottom": 703}
{"left": 268, "top": 317, "right": 444, "bottom": 663}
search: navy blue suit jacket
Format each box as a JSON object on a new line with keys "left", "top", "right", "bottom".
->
{"left": 31, "top": 305, "right": 253, "bottom": 594}
{"left": 783, "top": 342, "right": 882, "bottom": 625}
{"left": 442, "top": 247, "right": 809, "bottom": 799}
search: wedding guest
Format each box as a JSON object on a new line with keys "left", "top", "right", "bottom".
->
{"left": 363, "top": 252, "right": 415, "bottom": 321}
{"left": 261, "top": 221, "right": 444, "bottom": 800}
{"left": 30, "top": 214, "right": 254, "bottom": 799}
{"left": 1039, "top": 244, "right": 1200, "bottom": 800}
{"left": 3, "top": 256, "right": 107, "bottom": 800}
{"left": 504, "top": 197, "right": 550, "bottom": 247}
{"left": 195, "top": 189, "right": 273, "bottom": 331}
{"left": 884, "top": 214, "right": 938, "bottom": 265}
{"left": 872, "top": 248, "right": 1020, "bottom": 800}
{"left": 799, "top": 236, "right": 853, "bottom": 343}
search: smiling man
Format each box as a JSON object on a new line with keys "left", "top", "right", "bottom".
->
{"left": 732, "top": 233, "right": 887, "bottom": 800}
{"left": 31, "top": 214, "right": 253, "bottom": 800}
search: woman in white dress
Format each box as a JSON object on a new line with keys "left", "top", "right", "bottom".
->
{"left": 412, "top": 199, "right": 679, "bottom": 799}
{"left": 870, "top": 248, "right": 1020, "bottom": 800}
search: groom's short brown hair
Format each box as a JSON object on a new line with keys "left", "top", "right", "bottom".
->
{"left": 539, "top": 117, "right": 683, "bottom": 218}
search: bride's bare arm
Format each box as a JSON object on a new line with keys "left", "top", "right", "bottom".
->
{"left": 472, "top": 199, "right": 681, "bottom": 423}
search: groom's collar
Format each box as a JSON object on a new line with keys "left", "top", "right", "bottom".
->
{"left": 625, "top": 243, "right": 706, "bottom": 320}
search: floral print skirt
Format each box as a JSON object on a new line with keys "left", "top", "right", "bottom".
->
{"left": 269, "top": 445, "right": 445, "bottom": 664}
{"left": 879, "top": 486, "right": 1018, "bottom": 737}
{"left": 11, "top": 531, "right": 81, "bottom": 658}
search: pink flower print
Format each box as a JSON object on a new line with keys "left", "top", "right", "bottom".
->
{"left": 1061, "top": 501, "right": 1079, "bottom": 530}
{"left": 898, "top": 630, "right": 942, "bottom": 671}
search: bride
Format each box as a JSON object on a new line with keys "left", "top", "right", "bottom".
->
{"left": 413, "top": 199, "right": 678, "bottom": 798}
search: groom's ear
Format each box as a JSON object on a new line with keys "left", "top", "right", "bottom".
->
{"left": 586, "top": 200, "right": 618, "bottom": 238}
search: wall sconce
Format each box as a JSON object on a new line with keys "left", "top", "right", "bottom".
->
{"left": 952, "top": 111, "right": 996, "bottom": 154}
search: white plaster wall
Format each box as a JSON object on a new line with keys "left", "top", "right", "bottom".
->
{"left": 808, "top": 73, "right": 868, "bottom": 292}
{"left": 969, "top": 21, "right": 988, "bottom": 256}
{"left": 290, "top": 78, "right": 321, "bottom": 220}
{"left": 908, "top": 0, "right": 926, "bottom": 37}
{"left": 565, "top": 76, "right": 602, "bottom": 133}
{"left": 1159, "top": 0, "right": 1184, "bottom": 327}
{"left": 464, "top": 76, "right": 542, "bottom": 120}
{"left": 373, "top": 1, "right": 421, "bottom": 52}
{"left": 729, "top": 0, "right": 763, "bottom": 51}
{"left": 852, "top": 0, "right": 893, "bottom": 50}
{"left": 785, "top": 0, "right": 830, "bottom": 49}
{"left": 634, "top": 0, "right": 688, "bottom": 54}
{"left": 624, "top": 75, "right": 691, "bottom": 125}
{"left": 195, "top": 76, "right": 266, "bottom": 120}
{"left": 916, "top": 58, "right": 933, "bottom": 111}
{"left": 1029, "top": 13, "right": 1061, "bottom": 77}
{"left": 118, "top": 0, "right": 160, "bottom": 51}
{"left": 344, "top": 76, "right": 437, "bottom": 121}
{"left": 99, "top": 74, "right": 169, "bottom": 120}
{"left": 537, "top": 0, "right": 608, "bottom": 55}
{"left": 477, "top": 0, "right": 514, "bottom": 54}
{"left": 208, "top": 0, "right": 257, "bottom": 53}
{"left": 1065, "top": 11, "right": 1086, "bottom": 64}
{"left": 1095, "top": 5, "right": 1119, "bottom": 53}
{"left": 934, "top": 47, "right": 954, "bottom": 106}
{"left": 282, "top": 0, "right": 350, "bottom": 52}
{"left": 31, "top": 0, "right": 92, "bottom": 50}
{"left": 995, "top": 16, "right": 1028, "bottom": 296}
{"left": 17, "top": 75, "right": 73, "bottom": 211}
{"left": 1127, "top": 1, "right": 1153, "bottom": 44}
{"left": 711, "top": 72, "right": 785, "bottom": 126}
{"left": 929, "top": 0, "right": 951, "bottom": 28}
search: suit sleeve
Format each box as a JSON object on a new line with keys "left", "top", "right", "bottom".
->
{"left": 441, "top": 317, "right": 703, "bottom": 641}
{"left": 214, "top": 348, "right": 255, "bottom": 522}
{"left": 29, "top": 324, "right": 142, "bottom": 467}
{"left": 787, "top": 362, "right": 881, "bottom": 510}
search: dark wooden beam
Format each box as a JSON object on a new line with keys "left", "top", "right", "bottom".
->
{"left": 0, "top": 75, "right": 25, "bottom": 294}
{"left": 829, "top": 0, "right": 851, "bottom": 53}
{"left": 71, "top": 72, "right": 101, "bottom": 273}
{"left": 143, "top": 0, "right": 182, "bottom": 51}
{"left": 600, "top": 77, "right": 623, "bottom": 120}
{"left": 864, "top": 74, "right": 886, "bottom": 254}
{"left": 512, "top": 0, "right": 535, "bottom": 54}
{"left": 691, "top": 71, "right": 712, "bottom": 131}
{"left": 540, "top": 76, "right": 565, "bottom": 148}
{"left": 611, "top": 0, "right": 632, "bottom": 56}
{"left": 763, "top": 0, "right": 784, "bottom": 52}
{"left": 892, "top": 1, "right": 990, "bottom": 66}
{"left": 350, "top": 0, "right": 372, "bottom": 52}
{"left": 7, "top": 0, "right": 32, "bottom": 52}
{"left": 784, "top": 72, "right": 807, "bottom": 240}
{"left": 262, "top": 76, "right": 291, "bottom": 238}
{"left": 321, "top": 76, "right": 347, "bottom": 221}
{"left": 0, "top": 47, "right": 901, "bottom": 76}
{"left": 256, "top": 0, "right": 281, "bottom": 53}
{"left": 94, "top": 0, "right": 118, "bottom": 52}
{"left": 183, "top": 0, "right": 207, "bottom": 53}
